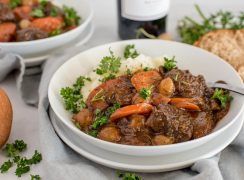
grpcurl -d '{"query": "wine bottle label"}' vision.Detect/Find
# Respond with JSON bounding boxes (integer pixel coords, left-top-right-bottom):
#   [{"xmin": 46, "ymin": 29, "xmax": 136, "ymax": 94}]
[{"xmin": 121, "ymin": 0, "xmax": 170, "ymax": 21}]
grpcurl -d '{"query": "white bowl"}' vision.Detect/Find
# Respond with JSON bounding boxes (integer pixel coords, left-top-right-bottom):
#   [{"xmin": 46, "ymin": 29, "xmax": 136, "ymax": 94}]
[
  {"xmin": 48, "ymin": 39, "xmax": 244, "ymax": 157},
  {"xmin": 0, "ymin": 0, "xmax": 93, "ymax": 58}
]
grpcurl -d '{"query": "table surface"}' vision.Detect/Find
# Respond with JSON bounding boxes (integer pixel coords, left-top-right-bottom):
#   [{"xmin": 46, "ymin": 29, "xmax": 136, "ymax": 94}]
[{"xmin": 0, "ymin": 0, "xmax": 243, "ymax": 179}]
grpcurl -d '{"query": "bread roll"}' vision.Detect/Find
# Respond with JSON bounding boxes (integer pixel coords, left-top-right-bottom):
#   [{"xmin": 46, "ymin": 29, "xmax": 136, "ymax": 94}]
[
  {"xmin": 0, "ymin": 88, "xmax": 13, "ymax": 148},
  {"xmin": 194, "ymin": 29, "xmax": 244, "ymax": 81}
]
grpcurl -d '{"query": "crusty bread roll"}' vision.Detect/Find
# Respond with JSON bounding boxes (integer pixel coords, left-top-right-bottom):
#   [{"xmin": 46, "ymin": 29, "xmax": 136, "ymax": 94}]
[
  {"xmin": 0, "ymin": 88, "xmax": 13, "ymax": 148},
  {"xmin": 194, "ymin": 29, "xmax": 244, "ymax": 81}
]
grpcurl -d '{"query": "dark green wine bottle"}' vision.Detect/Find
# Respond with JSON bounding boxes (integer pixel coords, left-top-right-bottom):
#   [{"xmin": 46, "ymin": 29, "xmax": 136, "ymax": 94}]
[{"xmin": 118, "ymin": 0, "xmax": 170, "ymax": 39}]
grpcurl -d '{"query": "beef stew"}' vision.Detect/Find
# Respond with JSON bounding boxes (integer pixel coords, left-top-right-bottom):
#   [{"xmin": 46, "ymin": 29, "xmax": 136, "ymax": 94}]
[
  {"xmin": 0, "ymin": 0, "xmax": 80, "ymax": 42},
  {"xmin": 60, "ymin": 46, "xmax": 233, "ymax": 146}
]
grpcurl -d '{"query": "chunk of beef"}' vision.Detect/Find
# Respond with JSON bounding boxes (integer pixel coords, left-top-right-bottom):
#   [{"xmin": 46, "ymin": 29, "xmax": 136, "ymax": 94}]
[
  {"xmin": 191, "ymin": 111, "xmax": 214, "ymax": 138},
  {"xmin": 119, "ymin": 128, "xmax": 152, "ymax": 146},
  {"xmin": 0, "ymin": 3, "xmax": 15, "ymax": 22},
  {"xmin": 16, "ymin": 28, "xmax": 48, "ymax": 41},
  {"xmin": 146, "ymin": 104, "xmax": 193, "ymax": 142},
  {"xmin": 105, "ymin": 76, "xmax": 135, "ymax": 106},
  {"xmin": 117, "ymin": 118, "xmax": 136, "ymax": 136},
  {"xmin": 13, "ymin": 5, "xmax": 32, "ymax": 20},
  {"xmin": 117, "ymin": 117, "xmax": 152, "ymax": 145},
  {"xmin": 165, "ymin": 69, "xmax": 207, "ymax": 98}
]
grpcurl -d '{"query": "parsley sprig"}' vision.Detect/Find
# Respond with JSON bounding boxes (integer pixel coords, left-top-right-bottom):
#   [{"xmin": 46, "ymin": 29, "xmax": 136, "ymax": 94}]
[
  {"xmin": 0, "ymin": 140, "xmax": 42, "ymax": 178},
  {"xmin": 49, "ymin": 29, "xmax": 63, "ymax": 37},
  {"xmin": 89, "ymin": 103, "xmax": 120, "ymax": 136},
  {"xmin": 117, "ymin": 171, "xmax": 142, "ymax": 180},
  {"xmin": 30, "ymin": 1, "xmax": 60, "ymax": 18},
  {"xmin": 96, "ymin": 49, "xmax": 121, "ymax": 82},
  {"xmin": 124, "ymin": 44, "xmax": 139, "ymax": 59},
  {"xmin": 4, "ymin": 140, "xmax": 27, "ymax": 157},
  {"xmin": 139, "ymin": 86, "xmax": 153, "ymax": 100},
  {"xmin": 178, "ymin": 5, "xmax": 244, "ymax": 44},
  {"xmin": 30, "ymin": 8, "xmax": 45, "ymax": 18},
  {"xmin": 60, "ymin": 76, "xmax": 91, "ymax": 113},
  {"xmin": 31, "ymin": 174, "xmax": 41, "ymax": 180},
  {"xmin": 163, "ymin": 56, "xmax": 177, "ymax": 72},
  {"xmin": 10, "ymin": 0, "xmax": 21, "ymax": 8},
  {"xmin": 0, "ymin": 160, "xmax": 13, "ymax": 173},
  {"xmin": 212, "ymin": 88, "xmax": 233, "ymax": 108},
  {"xmin": 63, "ymin": 5, "xmax": 81, "ymax": 26}
]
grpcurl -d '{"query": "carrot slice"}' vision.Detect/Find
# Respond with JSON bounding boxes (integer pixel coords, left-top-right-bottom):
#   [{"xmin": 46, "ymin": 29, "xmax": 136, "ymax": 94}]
[
  {"xmin": 170, "ymin": 98, "xmax": 195, "ymax": 105},
  {"xmin": 31, "ymin": 16, "xmax": 63, "ymax": 33},
  {"xmin": 131, "ymin": 70, "xmax": 162, "ymax": 91},
  {"xmin": 14, "ymin": 6, "xmax": 32, "ymax": 20},
  {"xmin": 110, "ymin": 103, "xmax": 153, "ymax": 122},
  {"xmin": 0, "ymin": 23, "xmax": 16, "ymax": 42},
  {"xmin": 173, "ymin": 101, "xmax": 201, "ymax": 111}
]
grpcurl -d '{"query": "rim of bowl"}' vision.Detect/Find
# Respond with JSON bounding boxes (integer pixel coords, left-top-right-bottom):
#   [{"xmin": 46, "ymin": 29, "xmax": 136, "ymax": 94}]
[
  {"xmin": 48, "ymin": 39, "xmax": 244, "ymax": 150},
  {"xmin": 0, "ymin": 0, "xmax": 93, "ymax": 46}
]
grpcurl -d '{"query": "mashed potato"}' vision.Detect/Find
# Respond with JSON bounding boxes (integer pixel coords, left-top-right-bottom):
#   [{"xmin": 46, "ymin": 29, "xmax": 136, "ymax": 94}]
[{"xmin": 81, "ymin": 54, "xmax": 168, "ymax": 100}]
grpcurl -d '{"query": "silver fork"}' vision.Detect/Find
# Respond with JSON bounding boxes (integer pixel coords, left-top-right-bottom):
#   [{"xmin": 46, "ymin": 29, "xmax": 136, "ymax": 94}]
[{"xmin": 207, "ymin": 82, "xmax": 244, "ymax": 95}]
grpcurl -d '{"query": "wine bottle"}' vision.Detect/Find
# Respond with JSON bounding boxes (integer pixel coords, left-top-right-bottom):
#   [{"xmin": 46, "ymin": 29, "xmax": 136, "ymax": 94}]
[{"xmin": 118, "ymin": 0, "xmax": 170, "ymax": 39}]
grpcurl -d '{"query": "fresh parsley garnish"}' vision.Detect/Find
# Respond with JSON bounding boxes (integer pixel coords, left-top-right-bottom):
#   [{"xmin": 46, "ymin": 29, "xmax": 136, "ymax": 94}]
[
  {"xmin": 139, "ymin": 86, "xmax": 153, "ymax": 100},
  {"xmin": 15, "ymin": 150, "xmax": 42, "ymax": 177},
  {"xmin": 10, "ymin": 0, "xmax": 21, "ymax": 8},
  {"xmin": 40, "ymin": 0, "xmax": 48, "ymax": 7},
  {"xmin": 0, "ymin": 140, "xmax": 42, "ymax": 178},
  {"xmin": 63, "ymin": 5, "xmax": 80, "ymax": 26},
  {"xmin": 90, "ymin": 103, "xmax": 120, "ymax": 132},
  {"xmin": 28, "ymin": 150, "xmax": 42, "ymax": 165},
  {"xmin": 31, "ymin": 174, "xmax": 41, "ymax": 180},
  {"xmin": 30, "ymin": 8, "xmax": 45, "ymax": 18},
  {"xmin": 126, "ymin": 69, "xmax": 132, "ymax": 75},
  {"xmin": 88, "ymin": 130, "xmax": 99, "ymax": 137},
  {"xmin": 105, "ymin": 102, "xmax": 121, "ymax": 117},
  {"xmin": 100, "ymin": 74, "xmax": 116, "ymax": 82},
  {"xmin": 117, "ymin": 171, "xmax": 142, "ymax": 180},
  {"xmin": 178, "ymin": 5, "xmax": 244, "ymax": 44},
  {"xmin": 143, "ymin": 67, "xmax": 150, "ymax": 71},
  {"xmin": 49, "ymin": 29, "xmax": 62, "ymax": 37},
  {"xmin": 4, "ymin": 140, "xmax": 27, "ymax": 157},
  {"xmin": 15, "ymin": 157, "xmax": 30, "ymax": 177},
  {"xmin": 60, "ymin": 76, "xmax": 91, "ymax": 113},
  {"xmin": 163, "ymin": 56, "xmax": 177, "ymax": 72},
  {"xmin": 92, "ymin": 115, "xmax": 108, "ymax": 129},
  {"xmin": 212, "ymin": 88, "xmax": 233, "ymax": 108},
  {"xmin": 96, "ymin": 49, "xmax": 121, "ymax": 82},
  {"xmin": 124, "ymin": 44, "xmax": 139, "ymax": 59},
  {"xmin": 0, "ymin": 160, "xmax": 13, "ymax": 173},
  {"xmin": 50, "ymin": 7, "xmax": 59, "ymax": 17}
]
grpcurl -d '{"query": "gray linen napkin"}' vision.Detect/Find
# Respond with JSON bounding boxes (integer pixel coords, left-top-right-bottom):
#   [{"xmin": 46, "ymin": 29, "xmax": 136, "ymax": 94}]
[
  {"xmin": 0, "ymin": 48, "xmax": 41, "ymax": 105},
  {"xmin": 37, "ymin": 46, "xmax": 244, "ymax": 180}
]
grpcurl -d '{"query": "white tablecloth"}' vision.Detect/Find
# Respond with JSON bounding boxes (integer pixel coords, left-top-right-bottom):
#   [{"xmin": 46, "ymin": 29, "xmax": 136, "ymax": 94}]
[{"xmin": 0, "ymin": 0, "xmax": 243, "ymax": 179}]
